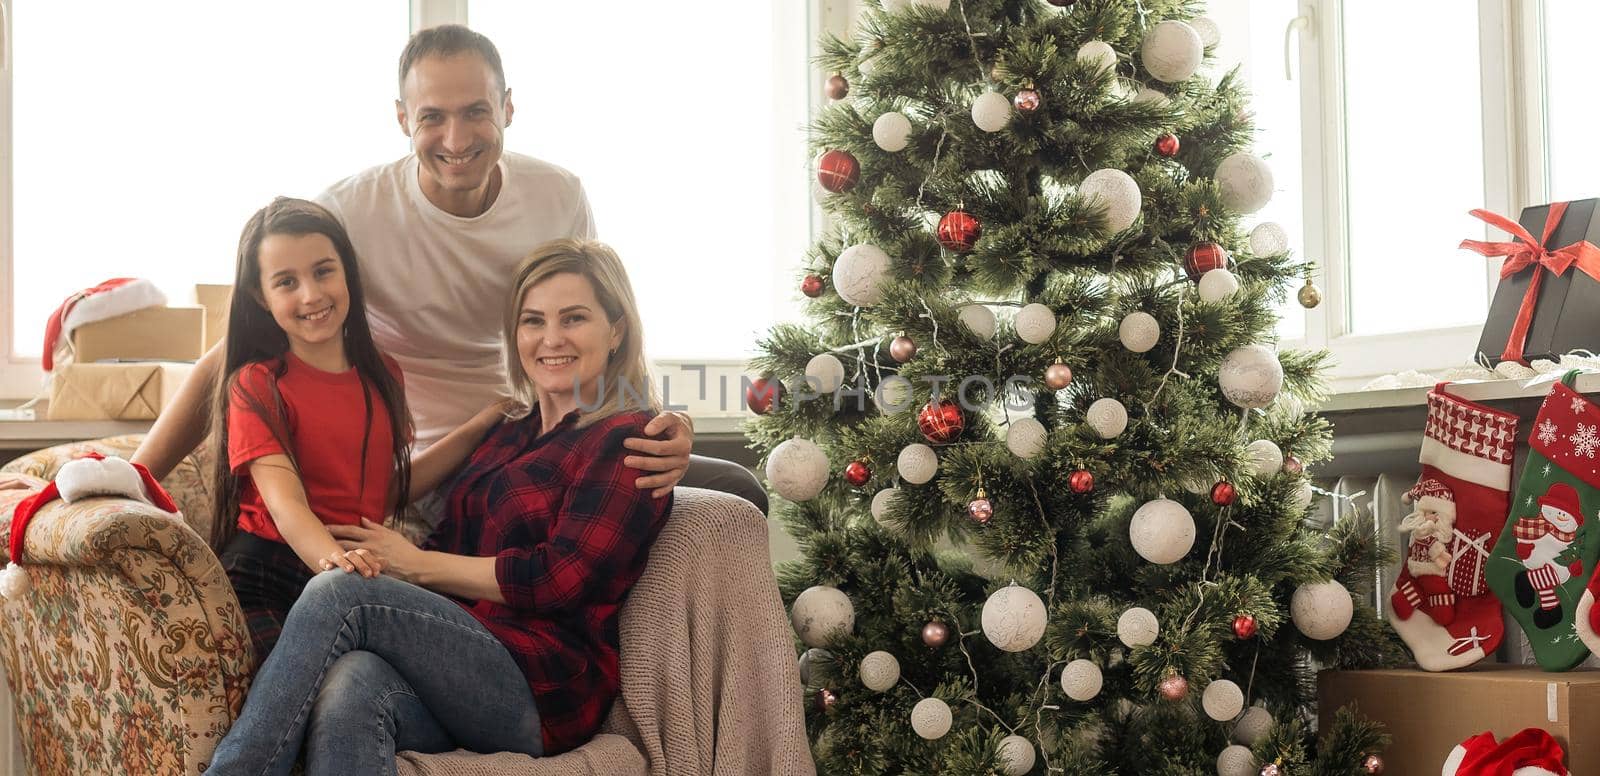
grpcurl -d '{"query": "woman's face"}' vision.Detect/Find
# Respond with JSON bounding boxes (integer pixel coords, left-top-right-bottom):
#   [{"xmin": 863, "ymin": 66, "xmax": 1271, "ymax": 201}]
[
  {"xmin": 516, "ymin": 271, "xmax": 623, "ymax": 404},
  {"xmin": 255, "ymin": 233, "xmax": 350, "ymax": 350}
]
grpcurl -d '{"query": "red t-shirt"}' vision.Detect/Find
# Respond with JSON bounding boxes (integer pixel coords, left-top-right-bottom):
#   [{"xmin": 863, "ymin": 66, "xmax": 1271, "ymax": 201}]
[{"xmin": 227, "ymin": 351, "xmax": 405, "ymax": 543}]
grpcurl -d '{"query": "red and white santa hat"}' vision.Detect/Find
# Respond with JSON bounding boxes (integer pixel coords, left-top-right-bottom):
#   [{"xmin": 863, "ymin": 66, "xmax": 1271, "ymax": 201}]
[
  {"xmin": 1442, "ymin": 728, "xmax": 1566, "ymax": 776},
  {"xmin": 41, "ymin": 278, "xmax": 167, "ymax": 372},
  {"xmin": 1537, "ymin": 482, "xmax": 1584, "ymax": 528},
  {"xmin": 1404, "ymin": 478, "xmax": 1457, "ymax": 518}
]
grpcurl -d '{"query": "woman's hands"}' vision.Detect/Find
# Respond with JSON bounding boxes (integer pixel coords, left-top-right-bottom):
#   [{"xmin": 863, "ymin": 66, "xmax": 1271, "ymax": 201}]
[
  {"xmin": 624, "ymin": 411, "xmax": 694, "ymax": 498},
  {"xmin": 328, "ymin": 517, "xmax": 424, "ymax": 583},
  {"xmin": 319, "ymin": 547, "xmax": 384, "ymax": 577}
]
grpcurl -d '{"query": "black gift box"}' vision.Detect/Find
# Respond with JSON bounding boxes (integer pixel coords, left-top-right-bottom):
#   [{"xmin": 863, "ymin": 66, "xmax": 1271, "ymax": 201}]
[{"xmin": 1473, "ymin": 198, "xmax": 1600, "ymax": 365}]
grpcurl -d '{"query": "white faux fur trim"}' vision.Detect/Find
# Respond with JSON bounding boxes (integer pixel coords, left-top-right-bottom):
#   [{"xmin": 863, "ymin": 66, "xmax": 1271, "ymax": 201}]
[
  {"xmin": 57, "ymin": 457, "xmax": 149, "ymax": 505},
  {"xmin": 61, "ymin": 279, "xmax": 166, "ymax": 340},
  {"xmin": 1513, "ymin": 768, "xmax": 1563, "ymax": 776},
  {"xmin": 1441, "ymin": 744, "xmax": 1467, "ymax": 775}
]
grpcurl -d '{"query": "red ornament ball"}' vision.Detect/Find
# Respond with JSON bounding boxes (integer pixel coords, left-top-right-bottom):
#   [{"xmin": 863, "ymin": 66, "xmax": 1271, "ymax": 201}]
[
  {"xmin": 968, "ymin": 493, "xmax": 994, "ymax": 524},
  {"xmin": 890, "ymin": 335, "xmax": 918, "ymax": 363},
  {"xmin": 1210, "ymin": 480, "xmax": 1237, "ymax": 507},
  {"xmin": 844, "ymin": 460, "xmax": 872, "ymax": 487},
  {"xmin": 1045, "ymin": 362, "xmax": 1073, "ymax": 390},
  {"xmin": 813, "ymin": 688, "xmax": 837, "ymax": 713},
  {"xmin": 922, "ymin": 621, "xmax": 950, "ymax": 648},
  {"xmin": 1069, "ymin": 469, "xmax": 1095, "ymax": 494},
  {"xmin": 1158, "ymin": 673, "xmax": 1189, "ymax": 701},
  {"xmin": 817, "ymin": 149, "xmax": 861, "ymax": 193},
  {"xmin": 824, "ymin": 73, "xmax": 849, "ymax": 101},
  {"xmin": 1362, "ymin": 754, "xmax": 1385, "ymax": 774},
  {"xmin": 1232, "ymin": 614, "xmax": 1258, "ymax": 640},
  {"xmin": 800, "ymin": 274, "xmax": 825, "ymax": 298},
  {"xmin": 1282, "ymin": 455, "xmax": 1304, "ymax": 475},
  {"xmin": 1154, "ymin": 132, "xmax": 1180, "ymax": 158},
  {"xmin": 745, "ymin": 376, "xmax": 782, "ymax": 415},
  {"xmin": 937, "ymin": 209, "xmax": 982, "ymax": 253},
  {"xmin": 1013, "ymin": 89, "xmax": 1042, "ymax": 113},
  {"xmin": 1183, "ymin": 241, "xmax": 1230, "ymax": 281},
  {"xmin": 917, "ymin": 399, "xmax": 965, "ymax": 444}
]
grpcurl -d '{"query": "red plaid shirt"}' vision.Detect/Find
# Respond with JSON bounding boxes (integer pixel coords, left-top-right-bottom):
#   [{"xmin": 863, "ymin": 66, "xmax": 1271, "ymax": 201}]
[{"xmin": 428, "ymin": 408, "xmax": 671, "ymax": 754}]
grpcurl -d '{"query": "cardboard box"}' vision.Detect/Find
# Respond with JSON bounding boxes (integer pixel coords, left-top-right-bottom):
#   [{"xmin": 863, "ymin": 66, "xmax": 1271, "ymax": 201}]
[
  {"xmin": 195, "ymin": 284, "xmax": 232, "ymax": 352},
  {"xmin": 47, "ymin": 362, "xmax": 196, "ymax": 420},
  {"xmin": 1474, "ymin": 198, "xmax": 1600, "ymax": 365},
  {"xmin": 71, "ymin": 306, "xmax": 205, "ymax": 363},
  {"xmin": 1319, "ymin": 666, "xmax": 1600, "ymax": 775}
]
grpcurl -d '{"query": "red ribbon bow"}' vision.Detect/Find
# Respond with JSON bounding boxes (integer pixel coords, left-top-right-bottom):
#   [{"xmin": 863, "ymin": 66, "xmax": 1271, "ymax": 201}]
[{"xmin": 1460, "ymin": 202, "xmax": 1600, "ymax": 364}]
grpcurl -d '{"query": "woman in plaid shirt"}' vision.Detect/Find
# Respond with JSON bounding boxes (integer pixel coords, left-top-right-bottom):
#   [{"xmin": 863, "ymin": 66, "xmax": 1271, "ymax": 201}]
[{"xmin": 207, "ymin": 239, "xmax": 674, "ymax": 774}]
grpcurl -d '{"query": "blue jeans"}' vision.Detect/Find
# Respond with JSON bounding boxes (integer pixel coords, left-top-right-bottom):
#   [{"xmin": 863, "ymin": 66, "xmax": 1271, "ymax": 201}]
[{"xmin": 205, "ymin": 571, "xmax": 543, "ymax": 776}]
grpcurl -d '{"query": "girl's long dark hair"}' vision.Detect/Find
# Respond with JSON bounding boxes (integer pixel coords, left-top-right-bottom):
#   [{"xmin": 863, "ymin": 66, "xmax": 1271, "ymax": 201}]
[{"xmin": 207, "ymin": 197, "xmax": 413, "ymax": 552}]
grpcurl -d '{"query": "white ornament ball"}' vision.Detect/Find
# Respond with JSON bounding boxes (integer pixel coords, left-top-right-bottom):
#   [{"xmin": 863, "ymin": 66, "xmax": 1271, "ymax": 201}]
[
  {"xmin": 1217, "ymin": 745, "xmax": 1258, "ymax": 776},
  {"xmin": 882, "ymin": 0, "xmax": 913, "ymax": 12},
  {"xmin": 857, "ymin": 53, "xmax": 880, "ymax": 77},
  {"xmin": 1290, "ymin": 480, "xmax": 1315, "ymax": 513},
  {"xmin": 1014, "ymin": 302, "xmax": 1057, "ymax": 345},
  {"xmin": 1219, "ymin": 345, "xmax": 1284, "ymax": 410},
  {"xmin": 766, "ymin": 438, "xmax": 831, "ymax": 502},
  {"xmin": 1135, "ymin": 86, "xmax": 1170, "ymax": 107},
  {"xmin": 1292, "ymin": 579, "xmax": 1354, "ymax": 640},
  {"xmin": 997, "ymin": 735, "xmax": 1037, "ymax": 776},
  {"xmin": 873, "ymin": 111, "xmax": 913, "ymax": 153},
  {"xmin": 1233, "ymin": 705, "xmax": 1273, "ymax": 746},
  {"xmin": 972, "ymin": 90, "xmax": 1013, "ymax": 133},
  {"xmin": 1079, "ymin": 168, "xmax": 1143, "ymax": 233},
  {"xmin": 897, "ymin": 443, "xmax": 939, "ymax": 485},
  {"xmin": 1249, "ymin": 222, "xmax": 1289, "ymax": 257},
  {"xmin": 1216, "ymin": 152, "xmax": 1274, "ymax": 214},
  {"xmin": 870, "ymin": 487, "xmax": 902, "ymax": 524},
  {"xmin": 1005, "ymin": 417, "xmax": 1048, "ymax": 460},
  {"xmin": 833, "ymin": 244, "xmax": 892, "ymax": 307},
  {"xmin": 1190, "ymin": 16, "xmax": 1222, "ymax": 48},
  {"xmin": 1118, "ymin": 311, "xmax": 1161, "ymax": 353},
  {"xmin": 1129, "ymin": 498, "xmax": 1197, "ymax": 565},
  {"xmin": 1060, "ymin": 659, "xmax": 1104, "ymax": 701},
  {"xmin": 791, "ymin": 585, "xmax": 855, "ymax": 647},
  {"xmin": 797, "ymin": 647, "xmax": 832, "ymax": 686},
  {"xmin": 805, "ymin": 353, "xmax": 846, "ymax": 394},
  {"xmin": 875, "ymin": 376, "xmax": 913, "ymax": 415},
  {"xmin": 912, "ymin": 0, "xmax": 951, "ymax": 10},
  {"xmin": 1086, "ymin": 397, "xmax": 1129, "ymax": 439},
  {"xmin": 859, "ymin": 650, "xmax": 901, "ymax": 692},
  {"xmin": 911, "ymin": 697, "xmax": 953, "ymax": 739},
  {"xmin": 982, "ymin": 585, "xmax": 1048, "ymax": 653},
  {"xmin": 1116, "ymin": 606, "xmax": 1160, "ymax": 648},
  {"xmin": 958, "ymin": 304, "xmax": 997, "ymax": 340},
  {"xmin": 1246, "ymin": 439, "xmax": 1284, "ymax": 478},
  {"xmin": 1077, "ymin": 40, "xmax": 1117, "ymax": 74},
  {"xmin": 1197, "ymin": 268, "xmax": 1241, "ymax": 303},
  {"xmin": 1141, "ymin": 20, "xmax": 1203, "ymax": 83},
  {"xmin": 1202, "ymin": 679, "xmax": 1245, "ymax": 722}
]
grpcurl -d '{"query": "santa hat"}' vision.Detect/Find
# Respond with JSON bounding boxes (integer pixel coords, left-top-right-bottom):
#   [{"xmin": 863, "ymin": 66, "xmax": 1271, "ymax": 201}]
[
  {"xmin": 1405, "ymin": 478, "xmax": 1457, "ymax": 517},
  {"xmin": 42, "ymin": 278, "xmax": 167, "ymax": 372},
  {"xmin": 2, "ymin": 453, "xmax": 178, "ymax": 600},
  {"xmin": 1442, "ymin": 728, "xmax": 1567, "ymax": 776},
  {"xmin": 1537, "ymin": 482, "xmax": 1584, "ymax": 527}
]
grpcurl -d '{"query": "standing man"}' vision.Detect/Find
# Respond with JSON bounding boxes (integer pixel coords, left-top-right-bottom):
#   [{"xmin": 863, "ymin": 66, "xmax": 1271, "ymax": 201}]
[{"xmin": 133, "ymin": 25, "xmax": 765, "ymax": 512}]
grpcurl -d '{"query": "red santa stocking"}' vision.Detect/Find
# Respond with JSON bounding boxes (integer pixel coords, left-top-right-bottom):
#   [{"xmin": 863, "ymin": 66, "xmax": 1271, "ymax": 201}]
[{"xmin": 1387, "ymin": 383, "xmax": 1516, "ymax": 671}]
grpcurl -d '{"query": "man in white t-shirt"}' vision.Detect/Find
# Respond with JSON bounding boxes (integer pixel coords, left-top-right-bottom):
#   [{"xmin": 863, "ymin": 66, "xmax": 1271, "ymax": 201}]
[{"xmin": 129, "ymin": 25, "xmax": 764, "ymax": 511}]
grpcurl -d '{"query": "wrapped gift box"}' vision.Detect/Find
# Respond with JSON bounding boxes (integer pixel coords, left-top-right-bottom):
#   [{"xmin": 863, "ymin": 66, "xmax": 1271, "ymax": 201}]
[
  {"xmin": 72, "ymin": 306, "xmax": 205, "ymax": 364},
  {"xmin": 1319, "ymin": 666, "xmax": 1600, "ymax": 775},
  {"xmin": 47, "ymin": 362, "xmax": 196, "ymax": 420},
  {"xmin": 1468, "ymin": 199, "xmax": 1600, "ymax": 365},
  {"xmin": 194, "ymin": 284, "xmax": 232, "ymax": 352}
]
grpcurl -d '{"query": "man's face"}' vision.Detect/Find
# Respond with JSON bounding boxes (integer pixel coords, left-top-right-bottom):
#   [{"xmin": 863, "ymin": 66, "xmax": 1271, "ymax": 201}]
[{"xmin": 396, "ymin": 53, "xmax": 514, "ymax": 204}]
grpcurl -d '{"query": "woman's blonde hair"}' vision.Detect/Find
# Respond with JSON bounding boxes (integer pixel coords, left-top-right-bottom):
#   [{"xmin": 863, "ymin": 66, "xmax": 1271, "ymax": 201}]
[{"xmin": 502, "ymin": 238, "xmax": 659, "ymax": 427}]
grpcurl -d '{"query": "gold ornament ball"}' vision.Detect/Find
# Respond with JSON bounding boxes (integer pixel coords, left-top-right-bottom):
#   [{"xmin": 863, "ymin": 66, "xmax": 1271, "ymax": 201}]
[
  {"xmin": 1158, "ymin": 673, "xmax": 1189, "ymax": 701},
  {"xmin": 1045, "ymin": 362, "xmax": 1073, "ymax": 390},
  {"xmin": 1298, "ymin": 281, "xmax": 1323, "ymax": 309},
  {"xmin": 824, "ymin": 74, "xmax": 849, "ymax": 100},
  {"xmin": 1362, "ymin": 754, "xmax": 1384, "ymax": 774},
  {"xmin": 922, "ymin": 621, "xmax": 950, "ymax": 648}
]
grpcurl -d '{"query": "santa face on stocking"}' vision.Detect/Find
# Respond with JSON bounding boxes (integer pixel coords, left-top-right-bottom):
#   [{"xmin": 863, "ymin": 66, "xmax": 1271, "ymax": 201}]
[{"xmin": 1513, "ymin": 482, "xmax": 1587, "ymax": 629}]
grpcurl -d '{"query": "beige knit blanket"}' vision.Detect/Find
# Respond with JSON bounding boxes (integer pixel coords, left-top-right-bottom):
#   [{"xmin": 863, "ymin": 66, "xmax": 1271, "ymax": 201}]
[{"xmin": 397, "ymin": 487, "xmax": 815, "ymax": 776}]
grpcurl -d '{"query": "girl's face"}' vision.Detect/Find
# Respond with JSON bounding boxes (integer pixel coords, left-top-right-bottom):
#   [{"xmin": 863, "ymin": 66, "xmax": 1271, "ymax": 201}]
[
  {"xmin": 255, "ymin": 233, "xmax": 350, "ymax": 351},
  {"xmin": 516, "ymin": 272, "xmax": 622, "ymax": 405}
]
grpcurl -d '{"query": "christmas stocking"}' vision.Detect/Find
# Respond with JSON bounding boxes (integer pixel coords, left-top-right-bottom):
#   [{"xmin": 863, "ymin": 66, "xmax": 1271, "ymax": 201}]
[
  {"xmin": 1387, "ymin": 383, "xmax": 1517, "ymax": 671},
  {"xmin": 1489, "ymin": 371, "xmax": 1600, "ymax": 670}
]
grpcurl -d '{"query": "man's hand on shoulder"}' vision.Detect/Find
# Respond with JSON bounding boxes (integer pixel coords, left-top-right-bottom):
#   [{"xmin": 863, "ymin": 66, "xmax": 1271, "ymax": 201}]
[{"xmin": 623, "ymin": 411, "xmax": 693, "ymax": 498}]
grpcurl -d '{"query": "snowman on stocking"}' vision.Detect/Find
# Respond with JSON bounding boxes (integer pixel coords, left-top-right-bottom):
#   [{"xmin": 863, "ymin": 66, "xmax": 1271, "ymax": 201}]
[
  {"xmin": 1512, "ymin": 483, "xmax": 1586, "ymax": 630},
  {"xmin": 1393, "ymin": 479, "xmax": 1461, "ymax": 625}
]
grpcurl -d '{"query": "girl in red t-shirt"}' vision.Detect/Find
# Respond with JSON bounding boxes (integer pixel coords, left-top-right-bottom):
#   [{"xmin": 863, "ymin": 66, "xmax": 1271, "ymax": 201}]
[{"xmin": 207, "ymin": 197, "xmax": 503, "ymax": 666}]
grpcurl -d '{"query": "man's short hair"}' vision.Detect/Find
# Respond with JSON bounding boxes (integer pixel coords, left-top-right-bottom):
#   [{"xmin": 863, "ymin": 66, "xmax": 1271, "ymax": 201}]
[{"xmin": 397, "ymin": 25, "xmax": 507, "ymax": 98}]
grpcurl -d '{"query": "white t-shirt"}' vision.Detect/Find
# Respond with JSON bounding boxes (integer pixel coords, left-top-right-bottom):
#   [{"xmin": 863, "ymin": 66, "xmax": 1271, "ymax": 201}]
[{"xmin": 316, "ymin": 151, "xmax": 596, "ymax": 447}]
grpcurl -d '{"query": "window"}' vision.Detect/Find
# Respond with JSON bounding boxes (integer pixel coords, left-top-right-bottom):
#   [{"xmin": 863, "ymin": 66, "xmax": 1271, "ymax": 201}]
[{"xmin": 1543, "ymin": 3, "xmax": 1600, "ymax": 204}]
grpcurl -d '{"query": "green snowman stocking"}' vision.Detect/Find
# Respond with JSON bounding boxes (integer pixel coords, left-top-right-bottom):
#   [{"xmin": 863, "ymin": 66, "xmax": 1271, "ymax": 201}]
[{"xmin": 1488, "ymin": 370, "xmax": 1600, "ymax": 670}]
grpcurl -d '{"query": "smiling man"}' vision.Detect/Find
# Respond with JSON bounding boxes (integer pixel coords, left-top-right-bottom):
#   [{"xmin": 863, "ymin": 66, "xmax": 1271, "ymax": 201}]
[{"xmin": 130, "ymin": 25, "xmax": 765, "ymax": 513}]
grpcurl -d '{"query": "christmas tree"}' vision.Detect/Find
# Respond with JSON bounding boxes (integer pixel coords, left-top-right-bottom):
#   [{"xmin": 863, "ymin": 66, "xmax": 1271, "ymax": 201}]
[{"xmin": 747, "ymin": 1, "xmax": 1409, "ymax": 774}]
